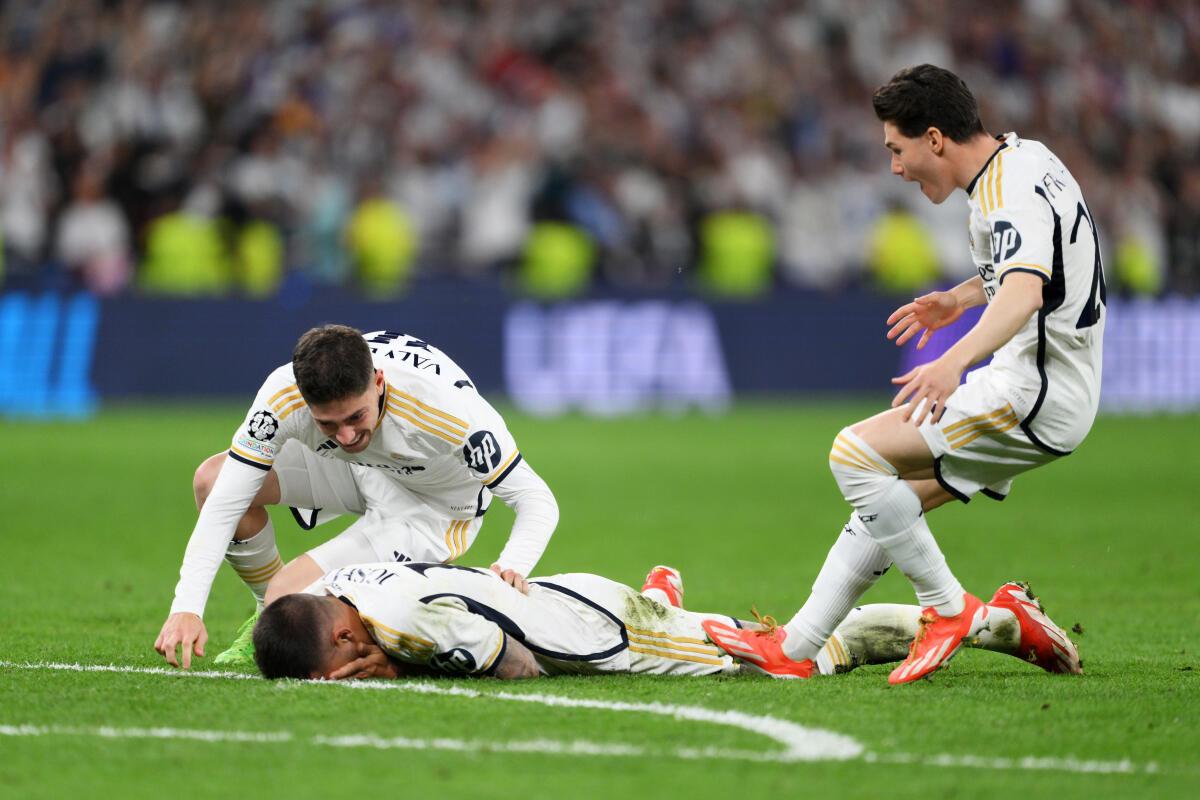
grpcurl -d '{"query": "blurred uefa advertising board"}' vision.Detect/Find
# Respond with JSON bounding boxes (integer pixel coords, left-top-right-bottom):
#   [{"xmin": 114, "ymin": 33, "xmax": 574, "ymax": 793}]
[{"xmin": 0, "ymin": 288, "xmax": 1196, "ymax": 417}]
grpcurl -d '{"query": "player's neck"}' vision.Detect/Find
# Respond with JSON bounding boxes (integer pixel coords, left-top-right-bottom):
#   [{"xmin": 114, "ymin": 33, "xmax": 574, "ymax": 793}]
[{"xmin": 953, "ymin": 132, "xmax": 1003, "ymax": 192}]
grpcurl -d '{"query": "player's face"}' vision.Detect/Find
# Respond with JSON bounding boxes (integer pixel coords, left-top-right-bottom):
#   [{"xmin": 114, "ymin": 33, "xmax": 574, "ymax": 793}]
[
  {"xmin": 883, "ymin": 122, "xmax": 955, "ymax": 204},
  {"xmin": 309, "ymin": 370, "xmax": 385, "ymax": 454}
]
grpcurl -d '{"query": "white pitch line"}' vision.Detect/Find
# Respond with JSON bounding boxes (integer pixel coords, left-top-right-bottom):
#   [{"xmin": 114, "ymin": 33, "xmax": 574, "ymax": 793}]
[
  {"xmin": 0, "ymin": 723, "xmax": 822, "ymax": 765},
  {"xmin": 0, "ymin": 724, "xmax": 292, "ymax": 744},
  {"xmin": 864, "ymin": 751, "xmax": 1160, "ymax": 775},
  {"xmin": 0, "ymin": 660, "xmax": 858, "ymax": 763},
  {"xmin": 0, "ymin": 660, "xmax": 1166, "ymax": 775}
]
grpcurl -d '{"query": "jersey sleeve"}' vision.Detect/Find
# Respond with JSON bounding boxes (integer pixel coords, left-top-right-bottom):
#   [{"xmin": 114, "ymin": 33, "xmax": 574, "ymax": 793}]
[
  {"xmin": 487, "ymin": 460, "xmax": 560, "ymax": 575},
  {"xmin": 227, "ymin": 366, "xmax": 307, "ymax": 471},
  {"xmin": 989, "ymin": 161, "xmax": 1055, "ymax": 285},
  {"xmin": 168, "ymin": 366, "xmax": 303, "ymax": 617},
  {"xmin": 328, "ymin": 572, "xmax": 508, "ymax": 676},
  {"xmin": 453, "ymin": 392, "xmax": 524, "ymax": 490}
]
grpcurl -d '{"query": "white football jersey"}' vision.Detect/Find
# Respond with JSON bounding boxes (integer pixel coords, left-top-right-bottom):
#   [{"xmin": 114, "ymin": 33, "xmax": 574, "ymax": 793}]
[
  {"xmin": 229, "ymin": 332, "xmax": 521, "ymax": 518},
  {"xmin": 169, "ymin": 331, "xmax": 551, "ymax": 619},
  {"xmin": 312, "ymin": 563, "xmax": 736, "ymax": 677},
  {"xmin": 966, "ymin": 133, "xmax": 1107, "ymax": 453}
]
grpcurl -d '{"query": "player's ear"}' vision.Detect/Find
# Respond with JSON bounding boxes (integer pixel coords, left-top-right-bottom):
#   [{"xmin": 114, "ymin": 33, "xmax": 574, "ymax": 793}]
[
  {"xmin": 333, "ymin": 625, "xmax": 356, "ymax": 646},
  {"xmin": 925, "ymin": 127, "xmax": 945, "ymax": 155},
  {"xmin": 374, "ymin": 368, "xmax": 385, "ymax": 391}
]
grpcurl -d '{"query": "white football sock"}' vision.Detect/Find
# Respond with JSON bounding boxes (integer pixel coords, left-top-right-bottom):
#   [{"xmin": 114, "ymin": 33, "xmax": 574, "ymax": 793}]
[
  {"xmin": 782, "ymin": 514, "xmax": 892, "ymax": 662},
  {"xmin": 224, "ymin": 519, "xmax": 281, "ymax": 608},
  {"xmin": 971, "ymin": 606, "xmax": 1020, "ymax": 654},
  {"xmin": 830, "ymin": 428, "xmax": 965, "ymax": 618}
]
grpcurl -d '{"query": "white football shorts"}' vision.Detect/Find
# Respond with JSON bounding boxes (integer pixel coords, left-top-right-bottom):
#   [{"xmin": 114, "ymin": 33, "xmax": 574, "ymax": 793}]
[
  {"xmin": 917, "ymin": 364, "xmax": 1060, "ymax": 502},
  {"xmin": 528, "ymin": 573, "xmax": 740, "ymax": 677},
  {"xmin": 272, "ymin": 439, "xmax": 483, "ymax": 569}
]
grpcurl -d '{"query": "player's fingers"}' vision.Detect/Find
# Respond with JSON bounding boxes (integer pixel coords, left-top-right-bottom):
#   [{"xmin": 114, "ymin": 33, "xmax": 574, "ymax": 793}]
[
  {"xmin": 886, "ymin": 304, "xmax": 917, "ymax": 326},
  {"xmin": 159, "ymin": 631, "xmax": 180, "ymax": 663},
  {"xmin": 328, "ymin": 658, "xmax": 368, "ymax": 680},
  {"xmin": 886, "ymin": 314, "xmax": 915, "ymax": 340},
  {"xmin": 914, "ymin": 394, "xmax": 934, "ymax": 426},
  {"xmin": 917, "ymin": 329, "xmax": 934, "ymax": 350},
  {"xmin": 933, "ymin": 399, "xmax": 949, "ymax": 424},
  {"xmin": 891, "ymin": 366, "xmax": 917, "ymax": 386},
  {"xmin": 910, "ymin": 389, "xmax": 934, "ymax": 425},
  {"xmin": 894, "ymin": 322, "xmax": 924, "ymax": 346}
]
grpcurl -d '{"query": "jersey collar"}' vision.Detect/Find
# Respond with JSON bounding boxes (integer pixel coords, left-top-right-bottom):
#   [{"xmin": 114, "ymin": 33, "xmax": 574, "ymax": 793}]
[
  {"xmin": 967, "ymin": 133, "xmax": 1013, "ymax": 197},
  {"xmin": 375, "ymin": 382, "xmax": 388, "ymax": 430}
]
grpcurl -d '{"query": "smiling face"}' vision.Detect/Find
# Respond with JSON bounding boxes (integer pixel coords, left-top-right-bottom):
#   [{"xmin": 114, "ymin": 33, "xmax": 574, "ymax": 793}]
[
  {"xmin": 308, "ymin": 369, "xmax": 385, "ymax": 454},
  {"xmin": 883, "ymin": 121, "xmax": 957, "ymax": 204}
]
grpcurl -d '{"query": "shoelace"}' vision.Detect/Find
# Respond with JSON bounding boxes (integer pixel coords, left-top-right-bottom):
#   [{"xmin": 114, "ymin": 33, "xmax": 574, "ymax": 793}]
[
  {"xmin": 750, "ymin": 605, "xmax": 779, "ymax": 637},
  {"xmin": 907, "ymin": 609, "xmax": 939, "ymax": 655}
]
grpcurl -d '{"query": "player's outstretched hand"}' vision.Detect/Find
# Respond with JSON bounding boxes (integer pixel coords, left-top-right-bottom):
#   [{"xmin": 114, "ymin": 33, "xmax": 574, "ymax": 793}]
[
  {"xmin": 490, "ymin": 564, "xmax": 530, "ymax": 594},
  {"xmin": 154, "ymin": 612, "xmax": 208, "ymax": 669},
  {"xmin": 891, "ymin": 355, "xmax": 966, "ymax": 426},
  {"xmin": 327, "ymin": 642, "xmax": 400, "ymax": 681},
  {"xmin": 886, "ymin": 291, "xmax": 963, "ymax": 349}
]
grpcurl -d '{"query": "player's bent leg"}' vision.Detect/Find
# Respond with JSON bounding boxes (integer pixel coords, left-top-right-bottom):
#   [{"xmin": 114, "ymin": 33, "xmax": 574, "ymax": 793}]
[
  {"xmin": 827, "ymin": 415, "xmax": 984, "ymax": 682},
  {"xmin": 905, "ymin": 478, "xmax": 958, "ymax": 514},
  {"xmin": 837, "ymin": 414, "xmax": 968, "ymax": 615}
]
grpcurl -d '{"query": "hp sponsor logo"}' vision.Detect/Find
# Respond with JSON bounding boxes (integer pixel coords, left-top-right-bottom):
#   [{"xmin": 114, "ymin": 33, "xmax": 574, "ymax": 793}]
[{"xmin": 991, "ymin": 221, "xmax": 1023, "ymax": 263}]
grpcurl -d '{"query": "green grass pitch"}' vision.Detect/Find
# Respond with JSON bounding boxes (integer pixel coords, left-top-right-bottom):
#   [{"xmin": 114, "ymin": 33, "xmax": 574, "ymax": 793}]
[{"xmin": 1, "ymin": 401, "xmax": 1197, "ymax": 798}]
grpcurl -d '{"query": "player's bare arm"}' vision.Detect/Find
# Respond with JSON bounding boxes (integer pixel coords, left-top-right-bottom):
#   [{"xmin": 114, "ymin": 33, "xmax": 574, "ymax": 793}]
[
  {"xmin": 490, "ymin": 636, "xmax": 540, "ymax": 679},
  {"xmin": 891, "ymin": 272, "xmax": 1044, "ymax": 425},
  {"xmin": 155, "ymin": 456, "xmax": 284, "ymax": 668}
]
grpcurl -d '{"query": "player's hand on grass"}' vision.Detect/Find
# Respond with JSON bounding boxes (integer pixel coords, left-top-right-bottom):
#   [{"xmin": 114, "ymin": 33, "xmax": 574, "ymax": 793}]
[
  {"xmin": 886, "ymin": 291, "xmax": 964, "ymax": 349},
  {"xmin": 491, "ymin": 564, "xmax": 530, "ymax": 594},
  {"xmin": 327, "ymin": 642, "xmax": 400, "ymax": 681},
  {"xmin": 891, "ymin": 354, "xmax": 967, "ymax": 425},
  {"xmin": 154, "ymin": 612, "xmax": 207, "ymax": 669}
]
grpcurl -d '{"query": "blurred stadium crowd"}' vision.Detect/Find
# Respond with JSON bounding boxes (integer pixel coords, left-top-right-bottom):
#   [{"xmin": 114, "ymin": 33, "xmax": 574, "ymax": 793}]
[{"xmin": 1, "ymin": 0, "xmax": 1198, "ymax": 299}]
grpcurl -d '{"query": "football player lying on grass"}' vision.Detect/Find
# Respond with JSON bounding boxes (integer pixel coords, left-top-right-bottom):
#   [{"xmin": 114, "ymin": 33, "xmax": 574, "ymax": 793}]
[{"xmin": 252, "ymin": 562, "xmax": 1081, "ymax": 681}]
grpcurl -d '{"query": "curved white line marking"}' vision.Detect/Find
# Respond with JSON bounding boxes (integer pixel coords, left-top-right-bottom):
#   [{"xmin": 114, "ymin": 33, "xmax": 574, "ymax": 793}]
[
  {"xmin": 0, "ymin": 661, "xmax": 860, "ymax": 762},
  {"xmin": 0, "ymin": 661, "xmax": 1168, "ymax": 774}
]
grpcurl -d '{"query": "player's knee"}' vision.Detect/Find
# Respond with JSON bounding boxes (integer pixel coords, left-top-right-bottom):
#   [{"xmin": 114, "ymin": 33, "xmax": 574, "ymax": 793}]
[
  {"xmin": 828, "ymin": 427, "xmax": 897, "ymax": 508},
  {"xmin": 193, "ymin": 453, "xmax": 226, "ymax": 509}
]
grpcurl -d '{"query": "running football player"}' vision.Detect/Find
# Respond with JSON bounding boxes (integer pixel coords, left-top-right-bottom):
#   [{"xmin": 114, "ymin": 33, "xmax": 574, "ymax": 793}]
[{"xmin": 704, "ymin": 64, "xmax": 1105, "ymax": 683}]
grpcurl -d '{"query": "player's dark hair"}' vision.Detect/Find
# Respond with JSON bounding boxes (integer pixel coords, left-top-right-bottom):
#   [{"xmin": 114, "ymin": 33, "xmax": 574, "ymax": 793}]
[
  {"xmin": 253, "ymin": 594, "xmax": 332, "ymax": 680},
  {"xmin": 872, "ymin": 64, "xmax": 985, "ymax": 144},
  {"xmin": 292, "ymin": 324, "xmax": 374, "ymax": 405}
]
